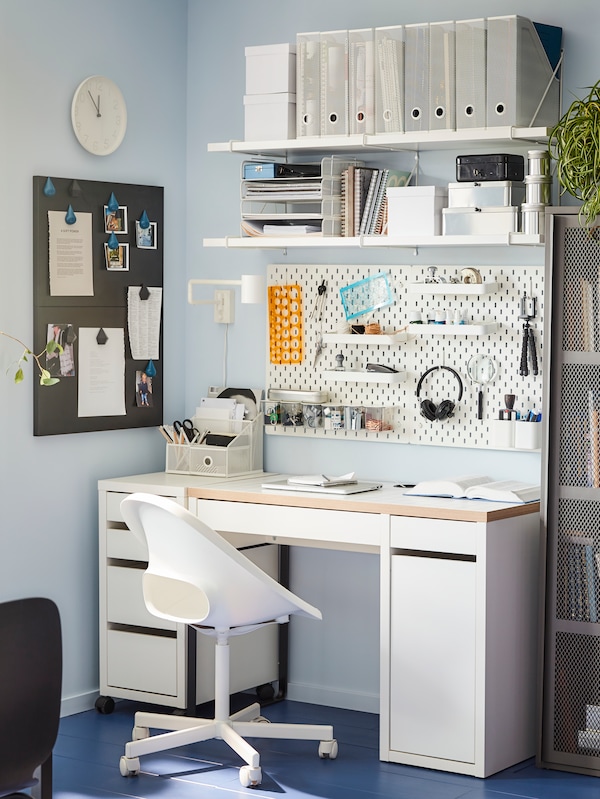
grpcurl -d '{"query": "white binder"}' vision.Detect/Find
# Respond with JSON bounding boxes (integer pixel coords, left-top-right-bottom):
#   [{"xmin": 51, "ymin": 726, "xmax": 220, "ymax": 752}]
[
  {"xmin": 296, "ymin": 31, "xmax": 321, "ymax": 138},
  {"xmin": 429, "ymin": 20, "xmax": 456, "ymax": 131},
  {"xmin": 486, "ymin": 15, "xmax": 561, "ymax": 128},
  {"xmin": 404, "ymin": 23, "xmax": 430, "ymax": 132},
  {"xmin": 374, "ymin": 25, "xmax": 404, "ymax": 134},
  {"xmin": 349, "ymin": 28, "xmax": 375, "ymax": 135},
  {"xmin": 455, "ymin": 18, "xmax": 487, "ymax": 129},
  {"xmin": 320, "ymin": 29, "xmax": 348, "ymax": 136}
]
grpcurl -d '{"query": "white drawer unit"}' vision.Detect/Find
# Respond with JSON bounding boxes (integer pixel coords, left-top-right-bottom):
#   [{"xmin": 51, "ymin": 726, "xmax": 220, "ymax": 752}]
[{"xmin": 97, "ymin": 473, "xmax": 280, "ymax": 713}]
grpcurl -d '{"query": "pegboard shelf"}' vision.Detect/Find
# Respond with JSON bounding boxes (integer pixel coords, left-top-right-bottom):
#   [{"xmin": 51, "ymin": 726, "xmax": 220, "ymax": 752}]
[
  {"xmin": 408, "ymin": 322, "xmax": 499, "ymax": 336},
  {"xmin": 408, "ymin": 281, "xmax": 498, "ymax": 295},
  {"xmin": 323, "ymin": 332, "xmax": 408, "ymax": 345},
  {"xmin": 322, "ymin": 370, "xmax": 406, "ymax": 384},
  {"xmin": 204, "ymin": 234, "xmax": 543, "ymax": 249},
  {"xmin": 207, "ymin": 126, "xmax": 550, "ymax": 156}
]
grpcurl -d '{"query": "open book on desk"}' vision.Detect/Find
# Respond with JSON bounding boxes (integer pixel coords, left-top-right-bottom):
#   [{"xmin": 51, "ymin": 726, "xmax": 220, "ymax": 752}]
[{"xmin": 404, "ymin": 475, "xmax": 540, "ymax": 504}]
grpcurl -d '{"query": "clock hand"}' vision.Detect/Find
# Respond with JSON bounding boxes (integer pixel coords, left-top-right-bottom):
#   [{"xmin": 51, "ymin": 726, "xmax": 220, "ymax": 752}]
[{"xmin": 87, "ymin": 90, "xmax": 101, "ymax": 117}]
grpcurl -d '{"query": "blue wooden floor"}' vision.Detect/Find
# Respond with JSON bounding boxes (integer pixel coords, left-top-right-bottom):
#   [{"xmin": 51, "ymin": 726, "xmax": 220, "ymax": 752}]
[{"xmin": 54, "ymin": 697, "xmax": 599, "ymax": 799}]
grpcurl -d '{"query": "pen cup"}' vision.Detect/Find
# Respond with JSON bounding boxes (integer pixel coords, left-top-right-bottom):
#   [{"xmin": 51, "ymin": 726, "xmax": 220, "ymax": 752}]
[
  {"xmin": 491, "ymin": 419, "xmax": 515, "ymax": 449},
  {"xmin": 514, "ymin": 421, "xmax": 541, "ymax": 450}
]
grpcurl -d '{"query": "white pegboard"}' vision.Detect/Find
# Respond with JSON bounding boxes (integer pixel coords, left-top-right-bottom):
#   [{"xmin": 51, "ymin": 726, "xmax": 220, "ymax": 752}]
[{"xmin": 265, "ymin": 263, "xmax": 543, "ymax": 449}]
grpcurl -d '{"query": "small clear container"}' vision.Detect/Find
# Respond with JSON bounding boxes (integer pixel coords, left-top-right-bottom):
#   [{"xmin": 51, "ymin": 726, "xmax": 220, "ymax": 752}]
[
  {"xmin": 302, "ymin": 403, "xmax": 323, "ymax": 430},
  {"xmin": 280, "ymin": 401, "xmax": 304, "ymax": 428},
  {"xmin": 344, "ymin": 406, "xmax": 364, "ymax": 430},
  {"xmin": 263, "ymin": 399, "xmax": 280, "ymax": 426},
  {"xmin": 364, "ymin": 407, "xmax": 394, "ymax": 432},
  {"xmin": 322, "ymin": 405, "xmax": 345, "ymax": 430}
]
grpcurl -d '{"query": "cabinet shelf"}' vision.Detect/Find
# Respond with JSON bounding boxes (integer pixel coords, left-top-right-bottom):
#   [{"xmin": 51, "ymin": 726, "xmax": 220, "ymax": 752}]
[
  {"xmin": 208, "ymin": 126, "xmax": 550, "ymax": 156},
  {"xmin": 203, "ymin": 233, "xmax": 543, "ymax": 250},
  {"xmin": 408, "ymin": 281, "xmax": 498, "ymax": 295},
  {"xmin": 322, "ymin": 332, "xmax": 408, "ymax": 346},
  {"xmin": 322, "ymin": 369, "xmax": 406, "ymax": 384},
  {"xmin": 408, "ymin": 322, "xmax": 499, "ymax": 336}
]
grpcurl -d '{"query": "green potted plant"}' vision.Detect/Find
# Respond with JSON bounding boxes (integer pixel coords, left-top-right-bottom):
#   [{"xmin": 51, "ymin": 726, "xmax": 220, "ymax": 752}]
[
  {"xmin": 550, "ymin": 79, "xmax": 600, "ymax": 227},
  {"xmin": 1, "ymin": 330, "xmax": 61, "ymax": 385}
]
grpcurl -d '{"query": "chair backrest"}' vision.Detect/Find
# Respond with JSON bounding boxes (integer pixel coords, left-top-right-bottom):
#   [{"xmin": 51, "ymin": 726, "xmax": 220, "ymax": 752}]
[
  {"xmin": 0, "ymin": 597, "xmax": 62, "ymax": 796},
  {"xmin": 120, "ymin": 493, "xmax": 322, "ymax": 631}
]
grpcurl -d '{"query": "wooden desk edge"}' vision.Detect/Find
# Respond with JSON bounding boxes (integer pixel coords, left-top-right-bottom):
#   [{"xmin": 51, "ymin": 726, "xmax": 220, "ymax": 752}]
[{"xmin": 189, "ymin": 486, "xmax": 540, "ymax": 523}]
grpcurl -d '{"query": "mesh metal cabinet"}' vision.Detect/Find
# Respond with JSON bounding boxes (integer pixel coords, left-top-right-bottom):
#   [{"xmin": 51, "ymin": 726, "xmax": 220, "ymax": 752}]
[{"xmin": 539, "ymin": 208, "xmax": 600, "ymax": 775}]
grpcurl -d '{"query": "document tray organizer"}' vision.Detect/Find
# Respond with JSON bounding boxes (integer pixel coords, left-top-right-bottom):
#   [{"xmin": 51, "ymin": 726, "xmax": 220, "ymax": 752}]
[{"xmin": 165, "ymin": 416, "xmax": 263, "ymax": 477}]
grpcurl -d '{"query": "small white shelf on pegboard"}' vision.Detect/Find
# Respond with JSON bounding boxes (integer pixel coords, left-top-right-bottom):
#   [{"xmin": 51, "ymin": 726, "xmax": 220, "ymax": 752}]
[
  {"xmin": 408, "ymin": 281, "xmax": 498, "ymax": 295},
  {"xmin": 322, "ymin": 369, "xmax": 406, "ymax": 384},
  {"xmin": 408, "ymin": 322, "xmax": 499, "ymax": 336},
  {"xmin": 323, "ymin": 332, "xmax": 408, "ymax": 346}
]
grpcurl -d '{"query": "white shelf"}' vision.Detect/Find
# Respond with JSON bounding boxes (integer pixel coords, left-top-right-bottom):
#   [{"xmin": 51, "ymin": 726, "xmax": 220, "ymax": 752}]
[
  {"xmin": 203, "ymin": 233, "xmax": 543, "ymax": 249},
  {"xmin": 322, "ymin": 332, "xmax": 408, "ymax": 345},
  {"xmin": 322, "ymin": 370, "xmax": 406, "ymax": 384},
  {"xmin": 207, "ymin": 126, "xmax": 550, "ymax": 156},
  {"xmin": 408, "ymin": 281, "xmax": 498, "ymax": 295},
  {"xmin": 408, "ymin": 322, "xmax": 499, "ymax": 336}
]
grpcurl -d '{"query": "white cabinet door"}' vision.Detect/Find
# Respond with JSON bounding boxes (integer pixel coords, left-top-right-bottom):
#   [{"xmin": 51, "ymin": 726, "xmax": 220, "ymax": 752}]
[{"xmin": 389, "ymin": 552, "xmax": 477, "ymax": 763}]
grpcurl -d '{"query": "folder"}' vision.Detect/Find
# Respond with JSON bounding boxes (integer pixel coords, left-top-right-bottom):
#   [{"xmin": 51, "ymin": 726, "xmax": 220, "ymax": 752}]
[
  {"xmin": 455, "ymin": 18, "xmax": 487, "ymax": 129},
  {"xmin": 296, "ymin": 31, "xmax": 321, "ymax": 138},
  {"xmin": 486, "ymin": 15, "xmax": 562, "ymax": 128},
  {"xmin": 320, "ymin": 29, "xmax": 348, "ymax": 136},
  {"xmin": 349, "ymin": 28, "xmax": 375, "ymax": 135},
  {"xmin": 375, "ymin": 25, "xmax": 405, "ymax": 134},
  {"xmin": 404, "ymin": 23, "xmax": 430, "ymax": 132},
  {"xmin": 428, "ymin": 20, "xmax": 455, "ymax": 131}
]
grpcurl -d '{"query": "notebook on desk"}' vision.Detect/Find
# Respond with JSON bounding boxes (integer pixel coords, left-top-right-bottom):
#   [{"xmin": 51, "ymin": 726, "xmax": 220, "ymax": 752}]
[{"xmin": 261, "ymin": 479, "xmax": 383, "ymax": 495}]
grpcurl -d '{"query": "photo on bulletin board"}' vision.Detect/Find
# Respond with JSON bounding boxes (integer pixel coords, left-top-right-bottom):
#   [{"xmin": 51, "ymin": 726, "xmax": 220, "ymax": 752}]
[
  {"xmin": 104, "ymin": 205, "xmax": 128, "ymax": 233},
  {"xmin": 45, "ymin": 322, "xmax": 76, "ymax": 378},
  {"xmin": 104, "ymin": 242, "xmax": 129, "ymax": 271},
  {"xmin": 135, "ymin": 370, "xmax": 153, "ymax": 407},
  {"xmin": 135, "ymin": 220, "xmax": 157, "ymax": 249}
]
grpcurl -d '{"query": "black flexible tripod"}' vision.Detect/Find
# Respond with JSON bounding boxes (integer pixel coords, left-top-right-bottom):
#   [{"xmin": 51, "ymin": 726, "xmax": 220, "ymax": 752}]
[{"xmin": 519, "ymin": 292, "xmax": 538, "ymax": 377}]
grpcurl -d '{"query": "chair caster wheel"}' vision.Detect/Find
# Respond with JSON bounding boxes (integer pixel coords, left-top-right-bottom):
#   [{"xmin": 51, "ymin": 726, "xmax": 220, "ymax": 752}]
[
  {"xmin": 95, "ymin": 695, "xmax": 115, "ymax": 714},
  {"xmin": 119, "ymin": 755, "xmax": 140, "ymax": 776},
  {"xmin": 239, "ymin": 765, "xmax": 262, "ymax": 787},
  {"xmin": 319, "ymin": 739, "xmax": 338, "ymax": 759},
  {"xmin": 132, "ymin": 725, "xmax": 149, "ymax": 740}
]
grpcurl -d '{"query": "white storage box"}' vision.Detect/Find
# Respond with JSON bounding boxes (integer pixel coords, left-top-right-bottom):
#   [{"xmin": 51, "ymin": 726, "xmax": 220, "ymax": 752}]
[
  {"xmin": 443, "ymin": 206, "xmax": 519, "ymax": 235},
  {"xmin": 387, "ymin": 186, "xmax": 448, "ymax": 237},
  {"xmin": 244, "ymin": 93, "xmax": 296, "ymax": 141},
  {"xmin": 245, "ymin": 43, "xmax": 296, "ymax": 95},
  {"xmin": 166, "ymin": 416, "xmax": 263, "ymax": 477},
  {"xmin": 447, "ymin": 180, "xmax": 525, "ymax": 208}
]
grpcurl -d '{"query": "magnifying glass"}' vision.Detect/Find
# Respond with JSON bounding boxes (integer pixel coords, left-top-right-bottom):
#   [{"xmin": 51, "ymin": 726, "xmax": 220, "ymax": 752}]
[{"xmin": 467, "ymin": 354, "xmax": 497, "ymax": 420}]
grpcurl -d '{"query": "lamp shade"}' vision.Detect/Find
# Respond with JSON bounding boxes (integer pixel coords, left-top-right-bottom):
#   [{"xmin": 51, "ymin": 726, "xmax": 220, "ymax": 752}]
[{"xmin": 240, "ymin": 274, "xmax": 264, "ymax": 304}]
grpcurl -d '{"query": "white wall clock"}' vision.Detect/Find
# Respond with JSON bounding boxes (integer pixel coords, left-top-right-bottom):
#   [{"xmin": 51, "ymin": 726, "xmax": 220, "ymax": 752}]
[{"xmin": 71, "ymin": 75, "xmax": 127, "ymax": 155}]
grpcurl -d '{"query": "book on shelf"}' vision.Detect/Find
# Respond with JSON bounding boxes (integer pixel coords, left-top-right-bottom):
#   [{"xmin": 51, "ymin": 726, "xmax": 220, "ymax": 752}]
[
  {"xmin": 404, "ymin": 475, "xmax": 540, "ymax": 503},
  {"xmin": 561, "ymin": 533, "xmax": 599, "ymax": 623}
]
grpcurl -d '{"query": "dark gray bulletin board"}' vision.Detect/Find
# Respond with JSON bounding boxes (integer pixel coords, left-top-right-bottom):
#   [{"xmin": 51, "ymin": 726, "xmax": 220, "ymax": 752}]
[{"xmin": 32, "ymin": 176, "xmax": 164, "ymax": 435}]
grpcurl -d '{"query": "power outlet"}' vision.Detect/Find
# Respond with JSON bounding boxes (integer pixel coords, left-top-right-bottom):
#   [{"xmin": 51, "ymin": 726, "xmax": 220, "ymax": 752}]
[{"xmin": 214, "ymin": 289, "xmax": 234, "ymax": 323}]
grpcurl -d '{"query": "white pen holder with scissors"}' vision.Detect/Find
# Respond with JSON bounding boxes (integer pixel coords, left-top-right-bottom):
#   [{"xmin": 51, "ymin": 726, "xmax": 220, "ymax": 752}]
[{"xmin": 165, "ymin": 415, "xmax": 263, "ymax": 477}]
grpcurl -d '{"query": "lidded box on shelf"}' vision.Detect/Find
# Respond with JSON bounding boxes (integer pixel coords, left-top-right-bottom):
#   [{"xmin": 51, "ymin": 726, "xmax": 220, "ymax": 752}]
[
  {"xmin": 245, "ymin": 43, "xmax": 296, "ymax": 95},
  {"xmin": 448, "ymin": 180, "xmax": 525, "ymax": 208},
  {"xmin": 387, "ymin": 186, "xmax": 448, "ymax": 237},
  {"xmin": 443, "ymin": 206, "xmax": 519, "ymax": 235},
  {"xmin": 456, "ymin": 154, "xmax": 525, "ymax": 182},
  {"xmin": 244, "ymin": 93, "xmax": 296, "ymax": 141}
]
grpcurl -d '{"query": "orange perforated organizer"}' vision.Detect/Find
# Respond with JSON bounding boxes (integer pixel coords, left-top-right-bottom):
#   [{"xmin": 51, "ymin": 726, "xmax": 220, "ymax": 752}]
[{"xmin": 268, "ymin": 284, "xmax": 303, "ymax": 364}]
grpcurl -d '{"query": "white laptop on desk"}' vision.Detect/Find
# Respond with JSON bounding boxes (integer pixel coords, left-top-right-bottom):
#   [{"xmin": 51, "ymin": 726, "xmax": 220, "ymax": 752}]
[{"xmin": 261, "ymin": 478, "xmax": 383, "ymax": 495}]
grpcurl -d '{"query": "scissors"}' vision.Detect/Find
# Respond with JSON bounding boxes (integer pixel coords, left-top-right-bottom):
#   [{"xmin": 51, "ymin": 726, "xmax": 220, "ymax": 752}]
[{"xmin": 173, "ymin": 419, "xmax": 199, "ymax": 443}]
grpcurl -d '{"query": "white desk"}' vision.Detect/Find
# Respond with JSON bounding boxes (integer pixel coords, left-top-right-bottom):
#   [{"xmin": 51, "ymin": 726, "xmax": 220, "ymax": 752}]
[
  {"xmin": 187, "ymin": 474, "xmax": 541, "ymax": 778},
  {"xmin": 98, "ymin": 471, "xmax": 540, "ymax": 778}
]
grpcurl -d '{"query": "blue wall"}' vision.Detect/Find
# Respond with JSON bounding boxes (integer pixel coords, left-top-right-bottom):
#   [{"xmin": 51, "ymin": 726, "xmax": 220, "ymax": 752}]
[{"xmin": 1, "ymin": 0, "xmax": 599, "ymax": 710}]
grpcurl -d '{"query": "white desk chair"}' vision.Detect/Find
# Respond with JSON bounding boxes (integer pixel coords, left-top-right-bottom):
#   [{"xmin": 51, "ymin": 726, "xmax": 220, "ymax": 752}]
[{"xmin": 118, "ymin": 493, "xmax": 337, "ymax": 787}]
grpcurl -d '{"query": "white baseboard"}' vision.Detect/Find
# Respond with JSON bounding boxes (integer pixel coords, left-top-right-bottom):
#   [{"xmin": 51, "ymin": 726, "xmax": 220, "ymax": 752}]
[
  {"xmin": 286, "ymin": 681, "xmax": 379, "ymax": 715},
  {"xmin": 60, "ymin": 690, "xmax": 99, "ymax": 717}
]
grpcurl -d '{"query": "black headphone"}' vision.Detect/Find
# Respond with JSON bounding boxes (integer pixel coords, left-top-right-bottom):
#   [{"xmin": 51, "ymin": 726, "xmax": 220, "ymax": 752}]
[{"xmin": 416, "ymin": 365, "xmax": 463, "ymax": 421}]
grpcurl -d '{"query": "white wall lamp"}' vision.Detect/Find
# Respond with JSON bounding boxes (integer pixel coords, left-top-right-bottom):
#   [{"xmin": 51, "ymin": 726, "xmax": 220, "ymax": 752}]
[{"xmin": 187, "ymin": 274, "xmax": 264, "ymax": 324}]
